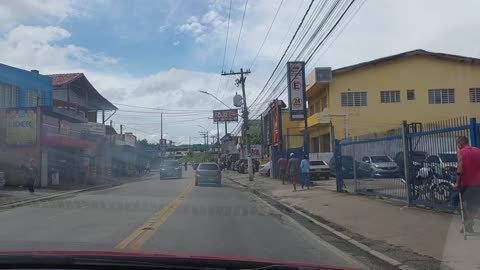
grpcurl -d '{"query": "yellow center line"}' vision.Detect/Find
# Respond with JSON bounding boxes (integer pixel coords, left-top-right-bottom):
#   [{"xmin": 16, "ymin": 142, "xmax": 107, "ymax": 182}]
[{"xmin": 114, "ymin": 181, "xmax": 194, "ymax": 250}]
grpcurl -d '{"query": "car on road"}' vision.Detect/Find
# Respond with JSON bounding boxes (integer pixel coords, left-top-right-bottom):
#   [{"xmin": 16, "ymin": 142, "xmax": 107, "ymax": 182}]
[
  {"xmin": 160, "ymin": 160, "xmax": 182, "ymax": 179},
  {"xmin": 358, "ymin": 155, "xmax": 399, "ymax": 178},
  {"xmin": 195, "ymin": 162, "xmax": 221, "ymax": 186},
  {"xmin": 309, "ymin": 160, "xmax": 330, "ymax": 180},
  {"xmin": 259, "ymin": 161, "xmax": 271, "ymax": 176},
  {"xmin": 394, "ymin": 151, "xmax": 428, "ymax": 178}
]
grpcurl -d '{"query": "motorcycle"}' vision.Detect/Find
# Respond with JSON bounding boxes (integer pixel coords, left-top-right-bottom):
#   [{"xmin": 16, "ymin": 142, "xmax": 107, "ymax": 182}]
[{"xmin": 401, "ymin": 166, "xmax": 456, "ymax": 204}]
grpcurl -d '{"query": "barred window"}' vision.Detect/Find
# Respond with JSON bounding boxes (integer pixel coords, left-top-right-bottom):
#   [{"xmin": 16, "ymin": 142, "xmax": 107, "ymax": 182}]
[
  {"xmin": 0, "ymin": 83, "xmax": 19, "ymax": 108},
  {"xmin": 407, "ymin": 89, "xmax": 415, "ymax": 100},
  {"xmin": 380, "ymin": 90, "xmax": 400, "ymax": 103},
  {"xmin": 25, "ymin": 89, "xmax": 43, "ymax": 106},
  {"xmin": 341, "ymin": 92, "xmax": 367, "ymax": 107},
  {"xmin": 428, "ymin": 88, "xmax": 454, "ymax": 104},
  {"xmin": 314, "ymin": 100, "xmax": 320, "ymax": 113},
  {"xmin": 469, "ymin": 88, "xmax": 480, "ymax": 103}
]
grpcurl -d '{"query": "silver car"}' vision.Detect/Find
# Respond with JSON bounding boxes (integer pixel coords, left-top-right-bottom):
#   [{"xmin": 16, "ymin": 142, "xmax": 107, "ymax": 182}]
[
  {"xmin": 359, "ymin": 155, "xmax": 399, "ymax": 178},
  {"xmin": 195, "ymin": 162, "xmax": 221, "ymax": 186}
]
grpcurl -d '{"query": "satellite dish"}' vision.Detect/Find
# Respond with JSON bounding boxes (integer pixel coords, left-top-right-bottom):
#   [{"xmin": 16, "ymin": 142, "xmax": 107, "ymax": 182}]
[{"xmin": 233, "ymin": 94, "xmax": 243, "ymax": 107}]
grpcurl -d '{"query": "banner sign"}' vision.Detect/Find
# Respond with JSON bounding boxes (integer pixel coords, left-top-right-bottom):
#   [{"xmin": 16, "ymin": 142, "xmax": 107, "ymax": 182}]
[
  {"xmin": 213, "ymin": 109, "xmax": 238, "ymax": 122},
  {"xmin": 6, "ymin": 108, "xmax": 37, "ymax": 146},
  {"xmin": 272, "ymin": 101, "xmax": 280, "ymax": 145},
  {"xmin": 251, "ymin": 144, "xmax": 262, "ymax": 159},
  {"xmin": 287, "ymin": 62, "xmax": 307, "ymax": 120},
  {"xmin": 263, "ymin": 110, "xmax": 272, "ymax": 145}
]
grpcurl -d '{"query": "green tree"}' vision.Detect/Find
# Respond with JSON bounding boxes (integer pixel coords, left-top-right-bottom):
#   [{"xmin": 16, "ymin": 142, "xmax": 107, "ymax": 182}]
[{"xmin": 249, "ymin": 127, "xmax": 263, "ymax": 145}]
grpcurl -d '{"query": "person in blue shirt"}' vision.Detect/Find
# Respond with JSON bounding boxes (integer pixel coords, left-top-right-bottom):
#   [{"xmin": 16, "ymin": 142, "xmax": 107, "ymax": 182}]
[{"xmin": 300, "ymin": 155, "xmax": 311, "ymax": 190}]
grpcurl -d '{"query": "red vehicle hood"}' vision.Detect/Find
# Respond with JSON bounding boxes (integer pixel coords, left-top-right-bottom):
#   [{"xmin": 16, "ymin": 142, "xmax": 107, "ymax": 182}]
[{"xmin": 0, "ymin": 250, "xmax": 358, "ymax": 270}]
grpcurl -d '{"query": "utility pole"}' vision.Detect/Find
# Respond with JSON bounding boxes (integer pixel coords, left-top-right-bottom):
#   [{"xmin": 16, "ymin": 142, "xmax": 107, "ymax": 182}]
[
  {"xmin": 120, "ymin": 124, "xmax": 123, "ymax": 135},
  {"xmin": 199, "ymin": 132, "xmax": 207, "ymax": 162},
  {"xmin": 225, "ymin": 122, "xmax": 228, "ymax": 137},
  {"xmin": 222, "ymin": 68, "xmax": 253, "ymax": 181},
  {"xmin": 161, "ymin": 112, "xmax": 163, "ymax": 141}
]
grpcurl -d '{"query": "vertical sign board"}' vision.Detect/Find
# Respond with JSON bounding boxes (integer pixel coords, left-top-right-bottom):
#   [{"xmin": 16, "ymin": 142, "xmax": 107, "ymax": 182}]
[
  {"xmin": 6, "ymin": 108, "xmax": 37, "ymax": 146},
  {"xmin": 287, "ymin": 62, "xmax": 307, "ymax": 121},
  {"xmin": 272, "ymin": 101, "xmax": 279, "ymax": 145}
]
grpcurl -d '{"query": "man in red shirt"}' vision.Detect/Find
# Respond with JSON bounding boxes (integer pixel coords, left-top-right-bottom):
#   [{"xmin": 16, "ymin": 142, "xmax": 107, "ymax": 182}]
[
  {"xmin": 453, "ymin": 136, "xmax": 480, "ymax": 233},
  {"xmin": 278, "ymin": 156, "xmax": 288, "ymax": 185}
]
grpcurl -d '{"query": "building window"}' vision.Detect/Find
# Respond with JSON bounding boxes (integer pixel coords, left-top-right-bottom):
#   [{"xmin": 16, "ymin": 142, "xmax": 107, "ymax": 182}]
[
  {"xmin": 25, "ymin": 89, "xmax": 43, "ymax": 106},
  {"xmin": 309, "ymin": 104, "xmax": 315, "ymax": 116},
  {"xmin": 428, "ymin": 88, "xmax": 455, "ymax": 104},
  {"xmin": 407, "ymin": 89, "xmax": 415, "ymax": 100},
  {"xmin": 380, "ymin": 90, "xmax": 400, "ymax": 103},
  {"xmin": 0, "ymin": 83, "xmax": 19, "ymax": 108},
  {"xmin": 314, "ymin": 100, "xmax": 320, "ymax": 113},
  {"xmin": 341, "ymin": 92, "xmax": 367, "ymax": 107},
  {"xmin": 469, "ymin": 88, "xmax": 480, "ymax": 103}
]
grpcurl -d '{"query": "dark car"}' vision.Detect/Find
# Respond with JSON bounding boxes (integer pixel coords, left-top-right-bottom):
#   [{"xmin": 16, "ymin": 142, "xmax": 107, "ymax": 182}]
[
  {"xmin": 160, "ymin": 160, "xmax": 182, "ymax": 179},
  {"xmin": 238, "ymin": 159, "xmax": 260, "ymax": 174},
  {"xmin": 329, "ymin": 155, "xmax": 356, "ymax": 179},
  {"xmin": 394, "ymin": 151, "xmax": 428, "ymax": 178}
]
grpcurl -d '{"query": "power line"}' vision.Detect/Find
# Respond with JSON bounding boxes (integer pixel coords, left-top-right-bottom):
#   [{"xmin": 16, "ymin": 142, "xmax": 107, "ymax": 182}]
[
  {"xmin": 221, "ymin": 0, "xmax": 233, "ymax": 72},
  {"xmin": 113, "ymin": 102, "xmax": 212, "ymax": 112},
  {"xmin": 230, "ymin": 0, "xmax": 248, "ymax": 70},
  {"xmin": 248, "ymin": 0, "xmax": 284, "ymax": 69}
]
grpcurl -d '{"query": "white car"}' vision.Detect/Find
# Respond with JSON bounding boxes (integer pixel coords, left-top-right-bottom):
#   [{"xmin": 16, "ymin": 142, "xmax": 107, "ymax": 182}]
[
  {"xmin": 259, "ymin": 161, "xmax": 271, "ymax": 176},
  {"xmin": 309, "ymin": 160, "xmax": 330, "ymax": 180}
]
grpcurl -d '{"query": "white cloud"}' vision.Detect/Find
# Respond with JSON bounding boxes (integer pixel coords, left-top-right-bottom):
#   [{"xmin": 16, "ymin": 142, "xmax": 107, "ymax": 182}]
[
  {"xmin": 172, "ymin": 40, "xmax": 180, "ymax": 46},
  {"xmin": 0, "ymin": 0, "xmax": 75, "ymax": 28},
  {"xmin": 158, "ymin": 25, "xmax": 169, "ymax": 32},
  {"xmin": 0, "ymin": 24, "xmax": 118, "ymax": 72}
]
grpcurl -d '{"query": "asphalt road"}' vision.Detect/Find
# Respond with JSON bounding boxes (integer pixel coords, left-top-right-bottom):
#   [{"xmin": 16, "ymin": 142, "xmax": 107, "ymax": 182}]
[{"xmin": 0, "ymin": 169, "xmax": 365, "ymax": 269}]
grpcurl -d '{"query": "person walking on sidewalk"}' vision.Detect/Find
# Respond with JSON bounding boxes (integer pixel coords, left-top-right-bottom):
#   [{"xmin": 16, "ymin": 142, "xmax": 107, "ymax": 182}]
[
  {"xmin": 287, "ymin": 153, "xmax": 301, "ymax": 192},
  {"xmin": 24, "ymin": 159, "xmax": 37, "ymax": 194},
  {"xmin": 453, "ymin": 136, "xmax": 480, "ymax": 233},
  {"xmin": 300, "ymin": 155, "xmax": 311, "ymax": 190},
  {"xmin": 278, "ymin": 156, "xmax": 288, "ymax": 184}
]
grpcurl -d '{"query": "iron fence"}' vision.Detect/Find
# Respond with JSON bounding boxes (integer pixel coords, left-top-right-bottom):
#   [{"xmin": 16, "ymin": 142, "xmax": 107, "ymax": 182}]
[{"xmin": 335, "ymin": 116, "xmax": 479, "ymax": 210}]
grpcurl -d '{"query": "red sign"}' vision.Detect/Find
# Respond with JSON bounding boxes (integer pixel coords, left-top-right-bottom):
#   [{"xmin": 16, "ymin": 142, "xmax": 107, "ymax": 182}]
[
  {"xmin": 272, "ymin": 101, "xmax": 279, "ymax": 145},
  {"xmin": 213, "ymin": 109, "xmax": 238, "ymax": 122}
]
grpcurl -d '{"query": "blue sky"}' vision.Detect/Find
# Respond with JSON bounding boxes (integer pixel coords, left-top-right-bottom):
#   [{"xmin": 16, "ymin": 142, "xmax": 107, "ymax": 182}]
[{"xmin": 1, "ymin": 0, "xmax": 480, "ymax": 144}]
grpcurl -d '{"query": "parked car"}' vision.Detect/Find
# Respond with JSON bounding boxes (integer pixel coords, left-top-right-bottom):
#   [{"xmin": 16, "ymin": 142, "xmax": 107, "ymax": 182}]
[
  {"xmin": 259, "ymin": 161, "xmax": 271, "ymax": 176},
  {"xmin": 358, "ymin": 155, "xmax": 399, "ymax": 178},
  {"xmin": 329, "ymin": 155, "xmax": 356, "ymax": 178},
  {"xmin": 394, "ymin": 151, "xmax": 428, "ymax": 178},
  {"xmin": 309, "ymin": 160, "xmax": 330, "ymax": 180},
  {"xmin": 238, "ymin": 159, "xmax": 260, "ymax": 174},
  {"xmin": 195, "ymin": 162, "xmax": 221, "ymax": 186},
  {"xmin": 234, "ymin": 159, "xmax": 245, "ymax": 171},
  {"xmin": 160, "ymin": 160, "xmax": 182, "ymax": 179},
  {"xmin": 422, "ymin": 152, "xmax": 457, "ymax": 178}
]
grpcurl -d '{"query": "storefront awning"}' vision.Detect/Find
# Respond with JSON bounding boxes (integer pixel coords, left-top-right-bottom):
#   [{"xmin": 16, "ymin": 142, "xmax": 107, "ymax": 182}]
[{"xmin": 41, "ymin": 136, "xmax": 96, "ymax": 149}]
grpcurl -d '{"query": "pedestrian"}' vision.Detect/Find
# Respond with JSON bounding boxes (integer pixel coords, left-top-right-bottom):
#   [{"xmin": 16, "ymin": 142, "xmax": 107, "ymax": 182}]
[
  {"xmin": 287, "ymin": 153, "xmax": 301, "ymax": 192},
  {"xmin": 278, "ymin": 156, "xmax": 288, "ymax": 184},
  {"xmin": 184, "ymin": 161, "xmax": 188, "ymax": 171},
  {"xmin": 301, "ymin": 155, "xmax": 311, "ymax": 190},
  {"xmin": 452, "ymin": 136, "xmax": 480, "ymax": 233},
  {"xmin": 24, "ymin": 159, "xmax": 37, "ymax": 194}
]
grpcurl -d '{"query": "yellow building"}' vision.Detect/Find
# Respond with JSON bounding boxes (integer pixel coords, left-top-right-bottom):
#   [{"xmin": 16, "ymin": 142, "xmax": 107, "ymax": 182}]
[{"xmin": 305, "ymin": 49, "xmax": 480, "ymax": 153}]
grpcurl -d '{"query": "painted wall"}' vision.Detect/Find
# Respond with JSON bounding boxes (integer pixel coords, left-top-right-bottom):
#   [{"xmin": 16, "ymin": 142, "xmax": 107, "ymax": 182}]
[
  {"xmin": 0, "ymin": 64, "xmax": 52, "ymax": 107},
  {"xmin": 323, "ymin": 55, "xmax": 480, "ymax": 139}
]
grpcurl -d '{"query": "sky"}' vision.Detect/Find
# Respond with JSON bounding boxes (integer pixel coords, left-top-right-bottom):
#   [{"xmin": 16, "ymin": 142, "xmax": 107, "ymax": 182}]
[{"xmin": 1, "ymin": 0, "xmax": 480, "ymax": 144}]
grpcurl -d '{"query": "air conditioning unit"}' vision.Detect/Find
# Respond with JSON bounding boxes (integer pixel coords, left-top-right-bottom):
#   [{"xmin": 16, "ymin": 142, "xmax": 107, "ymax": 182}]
[{"xmin": 315, "ymin": 67, "xmax": 332, "ymax": 82}]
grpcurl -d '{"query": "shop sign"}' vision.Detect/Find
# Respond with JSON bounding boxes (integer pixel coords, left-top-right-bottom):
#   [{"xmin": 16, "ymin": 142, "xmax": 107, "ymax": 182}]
[
  {"xmin": 6, "ymin": 108, "xmax": 37, "ymax": 146},
  {"xmin": 287, "ymin": 62, "xmax": 307, "ymax": 120}
]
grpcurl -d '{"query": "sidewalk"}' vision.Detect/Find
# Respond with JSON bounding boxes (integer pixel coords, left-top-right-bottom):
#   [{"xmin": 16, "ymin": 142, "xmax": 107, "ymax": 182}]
[{"xmin": 225, "ymin": 171, "xmax": 480, "ymax": 270}]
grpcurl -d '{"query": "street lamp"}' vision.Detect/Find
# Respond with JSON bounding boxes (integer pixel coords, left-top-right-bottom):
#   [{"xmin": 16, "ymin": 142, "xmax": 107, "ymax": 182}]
[{"xmin": 199, "ymin": 90, "xmax": 232, "ymax": 109}]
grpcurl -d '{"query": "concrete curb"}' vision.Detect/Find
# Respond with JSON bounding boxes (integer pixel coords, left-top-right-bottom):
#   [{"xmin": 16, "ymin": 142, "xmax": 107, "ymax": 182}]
[
  {"xmin": 226, "ymin": 176, "xmax": 416, "ymax": 270},
  {"xmin": 0, "ymin": 184, "xmax": 112, "ymax": 209}
]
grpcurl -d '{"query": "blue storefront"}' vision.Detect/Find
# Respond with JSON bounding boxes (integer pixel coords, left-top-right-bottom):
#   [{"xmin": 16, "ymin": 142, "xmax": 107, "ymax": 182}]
[{"xmin": 0, "ymin": 63, "xmax": 53, "ymax": 185}]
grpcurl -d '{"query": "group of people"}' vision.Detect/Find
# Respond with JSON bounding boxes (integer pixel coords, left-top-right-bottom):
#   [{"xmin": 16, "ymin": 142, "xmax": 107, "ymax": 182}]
[{"xmin": 277, "ymin": 153, "xmax": 311, "ymax": 192}]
